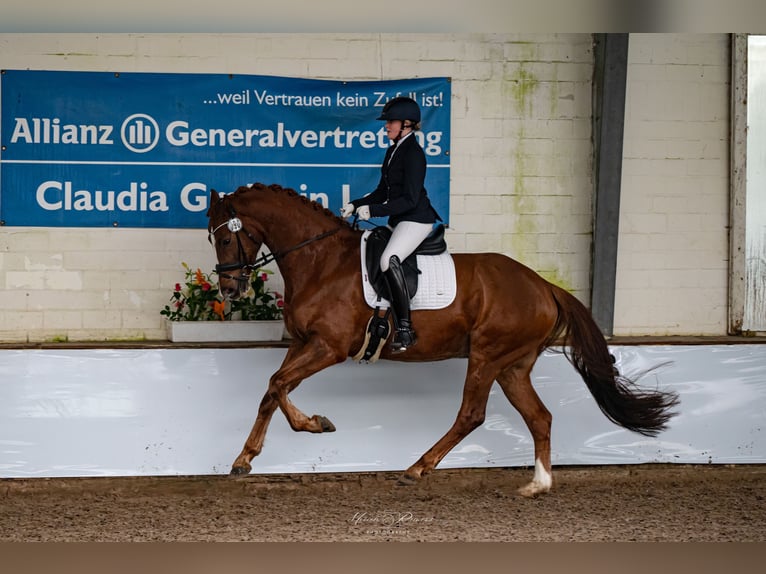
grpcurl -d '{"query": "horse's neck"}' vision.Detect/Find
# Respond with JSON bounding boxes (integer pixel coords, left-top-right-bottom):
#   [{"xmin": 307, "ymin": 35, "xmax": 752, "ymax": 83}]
[
  {"xmin": 248, "ymin": 200, "xmax": 356, "ymax": 292},
  {"xmin": 256, "ymin": 206, "xmax": 333, "ymax": 256},
  {"xmin": 272, "ymin": 225, "xmax": 357, "ymax": 298}
]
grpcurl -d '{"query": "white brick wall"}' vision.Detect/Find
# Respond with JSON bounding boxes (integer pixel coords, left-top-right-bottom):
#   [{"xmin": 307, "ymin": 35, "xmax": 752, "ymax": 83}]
[
  {"xmin": 0, "ymin": 33, "xmax": 732, "ymax": 341},
  {"xmin": 613, "ymin": 34, "xmax": 730, "ymax": 336}
]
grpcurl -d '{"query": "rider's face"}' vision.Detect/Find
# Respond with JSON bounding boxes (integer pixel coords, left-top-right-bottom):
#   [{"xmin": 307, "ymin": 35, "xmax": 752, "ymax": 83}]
[{"xmin": 385, "ymin": 120, "xmax": 409, "ymax": 141}]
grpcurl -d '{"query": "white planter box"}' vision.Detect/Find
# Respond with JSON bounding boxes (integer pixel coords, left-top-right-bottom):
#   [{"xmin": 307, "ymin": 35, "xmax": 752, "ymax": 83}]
[{"xmin": 166, "ymin": 320, "xmax": 284, "ymax": 343}]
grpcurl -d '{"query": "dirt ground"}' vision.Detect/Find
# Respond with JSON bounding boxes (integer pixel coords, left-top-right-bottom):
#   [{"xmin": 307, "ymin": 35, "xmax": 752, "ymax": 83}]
[{"xmin": 0, "ymin": 464, "xmax": 764, "ymax": 542}]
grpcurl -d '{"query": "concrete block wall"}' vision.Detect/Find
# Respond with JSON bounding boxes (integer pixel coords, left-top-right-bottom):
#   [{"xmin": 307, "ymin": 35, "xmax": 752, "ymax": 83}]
[
  {"xmin": 613, "ymin": 34, "xmax": 730, "ymax": 335},
  {"xmin": 0, "ymin": 33, "xmax": 732, "ymax": 341},
  {"xmin": 0, "ymin": 33, "xmax": 596, "ymax": 342}
]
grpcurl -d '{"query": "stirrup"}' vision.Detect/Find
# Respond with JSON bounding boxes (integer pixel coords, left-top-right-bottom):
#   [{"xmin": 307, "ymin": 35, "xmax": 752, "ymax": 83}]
[{"xmin": 352, "ymin": 307, "xmax": 392, "ymax": 363}]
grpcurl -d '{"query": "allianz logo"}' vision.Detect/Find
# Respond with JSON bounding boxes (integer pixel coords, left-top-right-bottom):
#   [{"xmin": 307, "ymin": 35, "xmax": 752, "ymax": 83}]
[{"xmin": 9, "ymin": 113, "xmax": 161, "ymax": 154}]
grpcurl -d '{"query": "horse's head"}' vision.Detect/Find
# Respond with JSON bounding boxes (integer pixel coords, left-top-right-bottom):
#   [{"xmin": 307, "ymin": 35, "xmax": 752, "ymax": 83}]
[{"xmin": 206, "ymin": 188, "xmax": 263, "ymax": 300}]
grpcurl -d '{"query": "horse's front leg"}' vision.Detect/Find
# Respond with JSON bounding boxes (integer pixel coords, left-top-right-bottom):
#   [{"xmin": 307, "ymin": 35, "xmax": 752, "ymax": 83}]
[
  {"xmin": 230, "ymin": 336, "xmax": 346, "ymax": 475},
  {"xmin": 230, "ymin": 391, "xmax": 278, "ymax": 475}
]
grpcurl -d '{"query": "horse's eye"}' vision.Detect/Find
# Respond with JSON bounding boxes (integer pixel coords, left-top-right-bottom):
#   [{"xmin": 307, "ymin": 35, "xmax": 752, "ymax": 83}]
[{"xmin": 222, "ymin": 237, "xmax": 231, "ymax": 246}]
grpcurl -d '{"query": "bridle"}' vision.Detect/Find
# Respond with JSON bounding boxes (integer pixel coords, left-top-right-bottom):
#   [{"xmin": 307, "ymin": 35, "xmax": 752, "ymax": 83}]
[{"xmin": 208, "ymin": 204, "xmax": 340, "ymax": 290}]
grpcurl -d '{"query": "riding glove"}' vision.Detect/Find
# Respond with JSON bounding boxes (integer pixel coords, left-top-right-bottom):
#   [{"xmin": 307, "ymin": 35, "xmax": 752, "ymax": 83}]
[
  {"xmin": 357, "ymin": 205, "xmax": 371, "ymax": 221},
  {"xmin": 340, "ymin": 203, "xmax": 355, "ymax": 218}
]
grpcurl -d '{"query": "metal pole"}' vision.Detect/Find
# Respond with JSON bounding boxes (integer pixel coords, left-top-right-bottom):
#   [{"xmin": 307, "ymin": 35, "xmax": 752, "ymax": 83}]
[{"xmin": 591, "ymin": 33, "xmax": 629, "ymax": 336}]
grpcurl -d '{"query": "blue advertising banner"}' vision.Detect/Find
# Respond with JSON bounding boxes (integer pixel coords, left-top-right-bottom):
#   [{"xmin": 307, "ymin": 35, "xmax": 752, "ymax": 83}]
[{"xmin": 0, "ymin": 70, "xmax": 450, "ymax": 228}]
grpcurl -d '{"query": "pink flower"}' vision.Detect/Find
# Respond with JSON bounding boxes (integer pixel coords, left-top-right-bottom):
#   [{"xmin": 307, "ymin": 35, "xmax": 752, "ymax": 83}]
[
  {"xmin": 277, "ymin": 300, "xmax": 285, "ymax": 308},
  {"xmin": 174, "ymin": 283, "xmax": 182, "ymax": 292},
  {"xmin": 260, "ymin": 273, "xmax": 268, "ymax": 282},
  {"xmin": 201, "ymin": 282, "xmax": 211, "ymax": 291}
]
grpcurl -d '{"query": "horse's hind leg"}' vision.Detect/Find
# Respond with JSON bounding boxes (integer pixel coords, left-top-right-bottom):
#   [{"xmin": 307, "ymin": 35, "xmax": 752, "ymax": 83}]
[
  {"xmin": 399, "ymin": 356, "xmax": 497, "ymax": 485},
  {"xmin": 496, "ymin": 361, "xmax": 553, "ymax": 497}
]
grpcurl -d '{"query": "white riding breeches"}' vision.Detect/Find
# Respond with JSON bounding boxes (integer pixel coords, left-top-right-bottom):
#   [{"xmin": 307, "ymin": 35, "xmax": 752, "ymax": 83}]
[{"xmin": 380, "ymin": 221, "xmax": 435, "ymax": 272}]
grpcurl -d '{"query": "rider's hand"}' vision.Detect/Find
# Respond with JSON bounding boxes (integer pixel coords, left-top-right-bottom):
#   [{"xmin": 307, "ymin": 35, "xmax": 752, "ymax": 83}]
[
  {"xmin": 340, "ymin": 203, "xmax": 355, "ymax": 218},
  {"xmin": 357, "ymin": 205, "xmax": 371, "ymax": 221}
]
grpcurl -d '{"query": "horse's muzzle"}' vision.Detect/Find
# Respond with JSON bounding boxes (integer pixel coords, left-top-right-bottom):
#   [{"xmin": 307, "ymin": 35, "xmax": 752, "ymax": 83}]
[{"xmin": 217, "ymin": 270, "xmax": 250, "ymax": 300}]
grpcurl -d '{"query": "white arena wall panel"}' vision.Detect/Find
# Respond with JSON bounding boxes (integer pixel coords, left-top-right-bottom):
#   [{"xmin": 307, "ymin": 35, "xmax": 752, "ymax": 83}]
[{"xmin": 0, "ymin": 345, "xmax": 763, "ymax": 478}]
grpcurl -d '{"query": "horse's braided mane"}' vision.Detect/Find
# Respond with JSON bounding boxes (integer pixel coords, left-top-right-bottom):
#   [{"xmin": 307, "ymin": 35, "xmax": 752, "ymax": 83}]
[{"xmin": 231, "ymin": 183, "xmax": 350, "ymax": 226}]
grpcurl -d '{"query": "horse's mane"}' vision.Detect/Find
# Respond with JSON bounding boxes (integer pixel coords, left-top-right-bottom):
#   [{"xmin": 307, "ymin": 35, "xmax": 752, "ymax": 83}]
[{"xmin": 230, "ymin": 183, "xmax": 351, "ymax": 227}]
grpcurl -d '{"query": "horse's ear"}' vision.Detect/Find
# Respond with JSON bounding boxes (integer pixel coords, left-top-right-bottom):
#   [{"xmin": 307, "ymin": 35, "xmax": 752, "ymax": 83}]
[{"xmin": 207, "ymin": 189, "xmax": 223, "ymax": 217}]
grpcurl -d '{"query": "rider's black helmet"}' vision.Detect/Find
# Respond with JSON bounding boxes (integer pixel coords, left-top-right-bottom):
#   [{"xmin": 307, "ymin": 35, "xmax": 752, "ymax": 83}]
[{"xmin": 376, "ymin": 96, "xmax": 421, "ymax": 124}]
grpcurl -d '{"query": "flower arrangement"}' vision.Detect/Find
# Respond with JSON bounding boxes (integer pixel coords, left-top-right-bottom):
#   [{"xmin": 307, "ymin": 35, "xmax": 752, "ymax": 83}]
[{"xmin": 161, "ymin": 262, "xmax": 284, "ymax": 322}]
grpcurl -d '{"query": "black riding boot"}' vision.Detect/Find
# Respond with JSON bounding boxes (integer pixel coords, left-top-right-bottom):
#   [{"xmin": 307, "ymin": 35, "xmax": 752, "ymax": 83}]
[{"xmin": 383, "ymin": 255, "xmax": 417, "ymax": 352}]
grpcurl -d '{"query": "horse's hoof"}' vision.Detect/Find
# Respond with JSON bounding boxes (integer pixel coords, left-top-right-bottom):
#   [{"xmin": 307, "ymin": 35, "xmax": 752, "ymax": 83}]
[
  {"xmin": 396, "ymin": 473, "xmax": 420, "ymax": 486},
  {"xmin": 517, "ymin": 482, "xmax": 549, "ymax": 498},
  {"xmin": 317, "ymin": 416, "xmax": 336, "ymax": 433},
  {"xmin": 229, "ymin": 465, "xmax": 251, "ymax": 476}
]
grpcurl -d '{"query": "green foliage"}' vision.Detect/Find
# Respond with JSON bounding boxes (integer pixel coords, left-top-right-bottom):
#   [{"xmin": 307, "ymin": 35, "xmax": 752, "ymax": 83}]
[
  {"xmin": 161, "ymin": 262, "xmax": 284, "ymax": 322},
  {"xmin": 231, "ymin": 269, "xmax": 285, "ymax": 321}
]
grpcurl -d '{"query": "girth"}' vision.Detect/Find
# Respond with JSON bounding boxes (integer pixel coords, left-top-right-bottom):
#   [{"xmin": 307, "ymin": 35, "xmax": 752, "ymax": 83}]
[{"xmin": 364, "ymin": 224, "xmax": 447, "ymax": 301}]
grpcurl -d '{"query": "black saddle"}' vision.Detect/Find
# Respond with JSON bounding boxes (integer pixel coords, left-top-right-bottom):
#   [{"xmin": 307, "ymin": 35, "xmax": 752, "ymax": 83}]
[{"xmin": 364, "ymin": 224, "xmax": 447, "ymax": 301}]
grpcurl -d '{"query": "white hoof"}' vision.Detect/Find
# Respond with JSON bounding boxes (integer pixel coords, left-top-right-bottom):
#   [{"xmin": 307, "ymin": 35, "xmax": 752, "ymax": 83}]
[
  {"xmin": 517, "ymin": 480, "xmax": 551, "ymax": 498},
  {"xmin": 518, "ymin": 458, "xmax": 552, "ymax": 497}
]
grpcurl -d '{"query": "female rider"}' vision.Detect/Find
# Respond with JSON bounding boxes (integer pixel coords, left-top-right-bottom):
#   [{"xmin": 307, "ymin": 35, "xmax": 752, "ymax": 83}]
[{"xmin": 341, "ymin": 96, "xmax": 441, "ymax": 352}]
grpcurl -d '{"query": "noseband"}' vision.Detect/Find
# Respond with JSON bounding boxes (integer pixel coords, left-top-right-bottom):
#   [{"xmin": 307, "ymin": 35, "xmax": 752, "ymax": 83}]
[{"xmin": 209, "ymin": 205, "xmax": 340, "ymax": 290}]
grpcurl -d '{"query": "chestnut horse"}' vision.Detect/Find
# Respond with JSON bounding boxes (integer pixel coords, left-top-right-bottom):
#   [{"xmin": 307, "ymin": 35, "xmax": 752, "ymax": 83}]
[{"xmin": 206, "ymin": 183, "xmax": 679, "ymax": 497}]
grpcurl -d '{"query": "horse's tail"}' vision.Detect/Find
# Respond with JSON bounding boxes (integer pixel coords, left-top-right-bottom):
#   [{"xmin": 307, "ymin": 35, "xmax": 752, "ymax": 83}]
[{"xmin": 543, "ymin": 284, "xmax": 679, "ymax": 437}]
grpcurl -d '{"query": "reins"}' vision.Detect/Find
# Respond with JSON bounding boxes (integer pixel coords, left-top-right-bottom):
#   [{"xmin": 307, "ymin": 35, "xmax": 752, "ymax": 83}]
[{"xmin": 209, "ymin": 205, "xmax": 341, "ymax": 286}]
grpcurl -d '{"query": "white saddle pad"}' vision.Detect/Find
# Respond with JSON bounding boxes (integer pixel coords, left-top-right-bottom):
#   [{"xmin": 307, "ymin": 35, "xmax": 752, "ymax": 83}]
[{"xmin": 360, "ymin": 230, "xmax": 457, "ymax": 311}]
